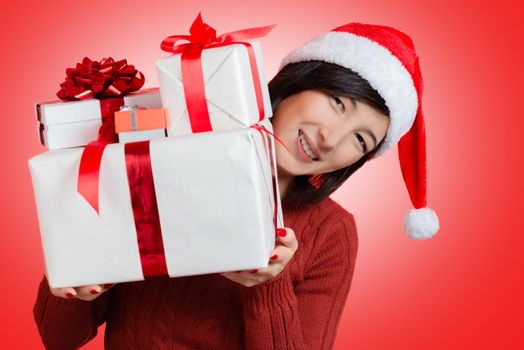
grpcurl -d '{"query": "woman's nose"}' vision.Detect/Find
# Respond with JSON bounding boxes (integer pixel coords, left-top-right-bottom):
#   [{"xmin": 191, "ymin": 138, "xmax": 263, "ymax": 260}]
[{"xmin": 318, "ymin": 122, "xmax": 347, "ymax": 150}]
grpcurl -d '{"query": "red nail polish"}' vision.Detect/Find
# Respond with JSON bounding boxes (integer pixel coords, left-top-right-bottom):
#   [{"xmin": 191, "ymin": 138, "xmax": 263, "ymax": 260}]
[
  {"xmin": 249, "ymin": 269, "xmax": 258, "ymax": 273},
  {"xmin": 277, "ymin": 228, "xmax": 287, "ymax": 237},
  {"xmin": 90, "ymin": 289, "xmax": 99, "ymax": 295},
  {"xmin": 270, "ymin": 254, "xmax": 278, "ymax": 260},
  {"xmin": 65, "ymin": 292, "xmax": 75, "ymax": 298},
  {"xmin": 103, "ymin": 284, "xmax": 114, "ymax": 289}
]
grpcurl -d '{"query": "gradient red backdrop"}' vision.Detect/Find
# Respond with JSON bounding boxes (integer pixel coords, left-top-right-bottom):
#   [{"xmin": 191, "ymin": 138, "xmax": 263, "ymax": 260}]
[{"xmin": 1, "ymin": 0, "xmax": 522, "ymax": 348}]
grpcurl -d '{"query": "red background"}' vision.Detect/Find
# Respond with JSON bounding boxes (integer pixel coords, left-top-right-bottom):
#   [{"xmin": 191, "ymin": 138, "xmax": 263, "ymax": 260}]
[{"xmin": 1, "ymin": 0, "xmax": 522, "ymax": 348}]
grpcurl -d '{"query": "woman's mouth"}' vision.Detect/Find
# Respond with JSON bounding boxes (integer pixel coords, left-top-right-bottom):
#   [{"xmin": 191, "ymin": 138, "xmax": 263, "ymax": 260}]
[{"xmin": 296, "ymin": 129, "xmax": 320, "ymax": 162}]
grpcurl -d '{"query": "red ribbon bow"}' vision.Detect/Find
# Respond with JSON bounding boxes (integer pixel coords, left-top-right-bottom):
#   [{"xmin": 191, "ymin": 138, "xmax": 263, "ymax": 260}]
[
  {"xmin": 57, "ymin": 57, "xmax": 145, "ymax": 101},
  {"xmin": 160, "ymin": 13, "xmax": 275, "ymax": 53},
  {"xmin": 160, "ymin": 13, "xmax": 275, "ymax": 133}
]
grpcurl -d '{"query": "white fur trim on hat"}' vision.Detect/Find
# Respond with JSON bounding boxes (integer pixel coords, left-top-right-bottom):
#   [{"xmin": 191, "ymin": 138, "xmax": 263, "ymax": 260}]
[{"xmin": 279, "ymin": 31, "xmax": 418, "ymax": 156}]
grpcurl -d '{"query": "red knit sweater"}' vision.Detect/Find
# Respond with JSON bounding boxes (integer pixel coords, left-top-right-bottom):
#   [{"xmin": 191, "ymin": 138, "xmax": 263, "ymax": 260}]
[{"xmin": 33, "ymin": 197, "xmax": 358, "ymax": 349}]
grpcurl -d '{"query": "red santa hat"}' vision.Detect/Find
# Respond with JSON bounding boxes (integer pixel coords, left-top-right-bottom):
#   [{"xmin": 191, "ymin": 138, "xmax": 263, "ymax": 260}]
[{"xmin": 279, "ymin": 23, "xmax": 439, "ymax": 240}]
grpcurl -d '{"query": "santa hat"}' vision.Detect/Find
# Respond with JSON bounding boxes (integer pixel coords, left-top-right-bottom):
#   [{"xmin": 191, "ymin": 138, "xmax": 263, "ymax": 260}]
[{"xmin": 279, "ymin": 23, "xmax": 439, "ymax": 240}]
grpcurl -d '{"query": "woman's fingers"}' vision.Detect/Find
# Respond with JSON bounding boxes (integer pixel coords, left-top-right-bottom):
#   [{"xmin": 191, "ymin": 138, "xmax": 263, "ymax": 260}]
[
  {"xmin": 220, "ymin": 272, "xmax": 261, "ymax": 287},
  {"xmin": 268, "ymin": 244, "xmax": 291, "ymax": 265},
  {"xmin": 49, "ymin": 287, "xmax": 77, "ymax": 299},
  {"xmin": 265, "ymin": 227, "xmax": 299, "ymax": 268},
  {"xmin": 75, "ymin": 285, "xmax": 103, "ymax": 301},
  {"xmin": 49, "ymin": 284, "xmax": 111, "ymax": 301},
  {"xmin": 276, "ymin": 227, "xmax": 298, "ymax": 252},
  {"xmin": 220, "ymin": 227, "xmax": 299, "ymax": 288}
]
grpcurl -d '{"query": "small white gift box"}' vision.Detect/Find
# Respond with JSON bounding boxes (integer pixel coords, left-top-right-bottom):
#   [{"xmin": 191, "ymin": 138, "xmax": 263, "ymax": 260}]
[
  {"xmin": 36, "ymin": 88, "xmax": 162, "ymax": 150},
  {"xmin": 114, "ymin": 106, "xmax": 167, "ymax": 143}
]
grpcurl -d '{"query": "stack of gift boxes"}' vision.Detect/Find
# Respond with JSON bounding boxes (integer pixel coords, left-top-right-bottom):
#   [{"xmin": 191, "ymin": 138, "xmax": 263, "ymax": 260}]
[{"xmin": 29, "ymin": 14, "xmax": 284, "ymax": 289}]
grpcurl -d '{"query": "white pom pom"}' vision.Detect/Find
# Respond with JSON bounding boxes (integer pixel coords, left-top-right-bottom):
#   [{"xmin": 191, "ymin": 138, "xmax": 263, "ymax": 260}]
[{"xmin": 404, "ymin": 207, "xmax": 439, "ymax": 240}]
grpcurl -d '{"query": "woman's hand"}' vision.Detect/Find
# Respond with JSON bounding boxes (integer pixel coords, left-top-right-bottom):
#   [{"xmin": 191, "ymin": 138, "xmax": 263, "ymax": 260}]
[
  {"xmin": 48, "ymin": 282, "xmax": 115, "ymax": 301},
  {"xmin": 220, "ymin": 227, "xmax": 298, "ymax": 287}
]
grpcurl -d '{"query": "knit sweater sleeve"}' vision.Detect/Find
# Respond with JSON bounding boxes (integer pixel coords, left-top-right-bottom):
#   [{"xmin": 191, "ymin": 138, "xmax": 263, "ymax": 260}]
[
  {"xmin": 241, "ymin": 207, "xmax": 358, "ymax": 349},
  {"xmin": 33, "ymin": 275, "xmax": 109, "ymax": 350}
]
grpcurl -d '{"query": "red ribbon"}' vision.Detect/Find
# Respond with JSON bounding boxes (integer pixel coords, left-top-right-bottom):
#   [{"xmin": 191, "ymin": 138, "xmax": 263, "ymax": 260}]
[
  {"xmin": 250, "ymin": 123, "xmax": 289, "ymax": 153},
  {"xmin": 55, "ymin": 57, "xmax": 166, "ymax": 277},
  {"xmin": 124, "ymin": 141, "xmax": 169, "ymax": 278},
  {"xmin": 38, "ymin": 123, "xmax": 45, "ymax": 146},
  {"xmin": 160, "ymin": 13, "xmax": 275, "ymax": 133},
  {"xmin": 77, "ymin": 98, "xmax": 124, "ymax": 213},
  {"xmin": 61, "ymin": 56, "xmax": 145, "ymax": 213},
  {"xmin": 57, "ymin": 57, "xmax": 145, "ymax": 101}
]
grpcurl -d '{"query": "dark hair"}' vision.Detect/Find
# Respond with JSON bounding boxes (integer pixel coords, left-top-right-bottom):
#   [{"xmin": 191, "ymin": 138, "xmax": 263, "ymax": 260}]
[{"xmin": 268, "ymin": 60, "xmax": 390, "ymax": 211}]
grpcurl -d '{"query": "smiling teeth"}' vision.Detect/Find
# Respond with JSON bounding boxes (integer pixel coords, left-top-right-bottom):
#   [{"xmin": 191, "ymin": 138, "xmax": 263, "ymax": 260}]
[{"xmin": 299, "ymin": 131, "xmax": 318, "ymax": 160}]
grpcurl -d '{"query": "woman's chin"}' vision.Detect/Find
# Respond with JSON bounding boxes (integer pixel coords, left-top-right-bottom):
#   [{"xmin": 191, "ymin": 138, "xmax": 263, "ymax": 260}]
[{"xmin": 278, "ymin": 166, "xmax": 315, "ymax": 178}]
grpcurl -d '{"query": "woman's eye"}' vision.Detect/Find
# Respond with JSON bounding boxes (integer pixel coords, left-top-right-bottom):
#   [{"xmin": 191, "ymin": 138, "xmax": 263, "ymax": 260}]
[
  {"xmin": 333, "ymin": 95, "xmax": 345, "ymax": 113},
  {"xmin": 355, "ymin": 133, "xmax": 368, "ymax": 153}
]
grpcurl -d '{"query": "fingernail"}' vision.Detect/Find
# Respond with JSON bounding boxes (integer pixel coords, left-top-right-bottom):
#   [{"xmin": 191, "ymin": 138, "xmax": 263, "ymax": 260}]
[
  {"xmin": 270, "ymin": 254, "xmax": 278, "ymax": 260},
  {"xmin": 90, "ymin": 289, "xmax": 99, "ymax": 295},
  {"xmin": 249, "ymin": 269, "xmax": 258, "ymax": 273},
  {"xmin": 103, "ymin": 284, "xmax": 114, "ymax": 289},
  {"xmin": 277, "ymin": 228, "xmax": 287, "ymax": 237},
  {"xmin": 65, "ymin": 292, "xmax": 75, "ymax": 298}
]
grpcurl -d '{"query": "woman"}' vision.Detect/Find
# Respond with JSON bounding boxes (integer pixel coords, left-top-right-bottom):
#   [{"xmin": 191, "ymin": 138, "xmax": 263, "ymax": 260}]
[{"xmin": 33, "ymin": 23, "xmax": 439, "ymax": 349}]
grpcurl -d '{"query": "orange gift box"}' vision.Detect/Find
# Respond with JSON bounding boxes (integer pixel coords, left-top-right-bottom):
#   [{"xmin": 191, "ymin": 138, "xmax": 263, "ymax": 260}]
[{"xmin": 114, "ymin": 108, "xmax": 167, "ymax": 132}]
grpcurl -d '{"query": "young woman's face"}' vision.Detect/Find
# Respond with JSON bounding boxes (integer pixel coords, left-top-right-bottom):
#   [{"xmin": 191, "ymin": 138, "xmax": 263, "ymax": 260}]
[{"xmin": 271, "ymin": 89, "xmax": 390, "ymax": 177}]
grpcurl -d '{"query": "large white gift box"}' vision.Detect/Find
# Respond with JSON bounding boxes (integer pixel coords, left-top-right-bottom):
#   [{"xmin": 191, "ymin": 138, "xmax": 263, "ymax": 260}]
[
  {"xmin": 29, "ymin": 120, "xmax": 283, "ymax": 288},
  {"xmin": 36, "ymin": 88, "xmax": 162, "ymax": 150},
  {"xmin": 156, "ymin": 41, "xmax": 273, "ymax": 136}
]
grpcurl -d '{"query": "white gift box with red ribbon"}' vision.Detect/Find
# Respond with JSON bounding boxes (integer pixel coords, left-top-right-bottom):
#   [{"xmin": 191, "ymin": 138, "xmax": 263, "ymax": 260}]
[
  {"xmin": 36, "ymin": 88, "xmax": 162, "ymax": 150},
  {"xmin": 156, "ymin": 40, "xmax": 273, "ymax": 136},
  {"xmin": 29, "ymin": 120, "xmax": 283, "ymax": 289}
]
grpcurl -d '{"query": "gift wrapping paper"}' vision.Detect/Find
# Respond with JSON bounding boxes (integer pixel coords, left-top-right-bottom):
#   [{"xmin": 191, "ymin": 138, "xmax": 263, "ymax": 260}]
[{"xmin": 29, "ymin": 120, "xmax": 283, "ymax": 288}]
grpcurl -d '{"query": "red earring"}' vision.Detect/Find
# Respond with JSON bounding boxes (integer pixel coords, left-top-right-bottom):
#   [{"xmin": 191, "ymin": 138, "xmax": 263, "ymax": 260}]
[{"xmin": 308, "ymin": 174, "xmax": 324, "ymax": 189}]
